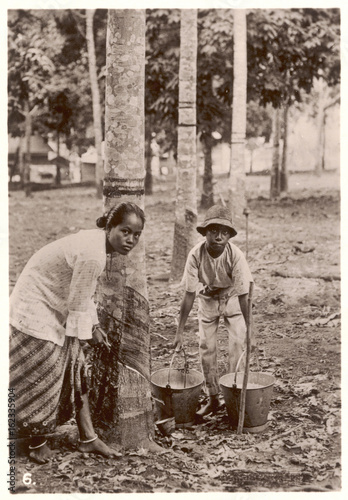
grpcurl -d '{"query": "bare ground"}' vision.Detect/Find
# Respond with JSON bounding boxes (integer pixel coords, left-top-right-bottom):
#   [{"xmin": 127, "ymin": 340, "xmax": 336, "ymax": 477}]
[{"xmin": 8, "ymin": 169, "xmax": 341, "ymax": 494}]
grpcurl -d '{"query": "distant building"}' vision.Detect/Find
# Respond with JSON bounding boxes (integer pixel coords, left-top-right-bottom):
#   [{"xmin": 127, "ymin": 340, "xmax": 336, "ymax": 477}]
[
  {"xmin": 80, "ymin": 143, "xmax": 105, "ymax": 183},
  {"xmin": 80, "ymin": 146, "xmax": 97, "ymax": 182},
  {"xmin": 8, "ymin": 133, "xmax": 56, "ymax": 183}
]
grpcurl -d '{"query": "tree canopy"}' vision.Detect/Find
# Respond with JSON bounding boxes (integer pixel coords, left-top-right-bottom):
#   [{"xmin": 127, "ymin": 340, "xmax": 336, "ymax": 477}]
[
  {"xmin": 8, "ymin": 9, "xmax": 108, "ymax": 153},
  {"xmin": 8, "ymin": 8, "xmax": 340, "ymax": 155}
]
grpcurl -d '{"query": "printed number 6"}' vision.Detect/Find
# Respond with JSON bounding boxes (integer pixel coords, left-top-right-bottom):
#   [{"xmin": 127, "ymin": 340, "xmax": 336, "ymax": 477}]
[{"xmin": 23, "ymin": 472, "xmax": 32, "ymax": 485}]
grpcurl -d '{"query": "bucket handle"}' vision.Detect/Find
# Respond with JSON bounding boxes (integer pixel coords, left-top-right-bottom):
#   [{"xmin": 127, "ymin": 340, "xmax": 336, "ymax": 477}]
[
  {"xmin": 233, "ymin": 350, "xmax": 246, "ymax": 387},
  {"xmin": 233, "ymin": 347, "xmax": 261, "ymax": 386},
  {"xmin": 167, "ymin": 348, "xmax": 188, "ymax": 389}
]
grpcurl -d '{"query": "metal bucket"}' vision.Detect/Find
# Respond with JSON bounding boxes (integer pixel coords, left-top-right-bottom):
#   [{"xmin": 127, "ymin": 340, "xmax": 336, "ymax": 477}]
[
  {"xmin": 219, "ymin": 371, "xmax": 275, "ymax": 433},
  {"xmin": 151, "ymin": 349, "xmax": 204, "ymax": 427}
]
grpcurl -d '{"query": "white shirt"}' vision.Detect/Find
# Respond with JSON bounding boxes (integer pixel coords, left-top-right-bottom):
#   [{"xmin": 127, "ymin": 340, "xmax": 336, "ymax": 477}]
[
  {"xmin": 182, "ymin": 240, "xmax": 253, "ymax": 296},
  {"xmin": 10, "ymin": 229, "xmax": 107, "ymax": 346}
]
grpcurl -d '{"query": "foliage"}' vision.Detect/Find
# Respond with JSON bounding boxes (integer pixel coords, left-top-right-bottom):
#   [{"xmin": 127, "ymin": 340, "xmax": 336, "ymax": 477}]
[
  {"xmin": 247, "ymin": 8, "xmax": 340, "ymax": 108},
  {"xmin": 146, "ymin": 9, "xmax": 236, "ymax": 152},
  {"xmin": 7, "ymin": 10, "xmax": 61, "ymax": 135},
  {"xmin": 8, "ymin": 8, "xmax": 340, "ymax": 157},
  {"xmin": 8, "ymin": 9, "xmax": 108, "ymax": 154},
  {"xmin": 52, "ymin": 9, "xmax": 107, "ymax": 153},
  {"xmin": 145, "ymin": 9, "xmax": 180, "ymax": 152},
  {"xmin": 246, "ymin": 101, "xmax": 272, "ymax": 142},
  {"xmin": 145, "ymin": 8, "xmax": 341, "ymax": 155},
  {"xmin": 40, "ymin": 90, "xmax": 75, "ymax": 139}
]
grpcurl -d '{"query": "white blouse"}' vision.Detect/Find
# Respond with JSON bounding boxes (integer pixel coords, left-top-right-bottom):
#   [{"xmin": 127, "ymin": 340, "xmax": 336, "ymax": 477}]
[{"xmin": 10, "ymin": 229, "xmax": 107, "ymax": 346}]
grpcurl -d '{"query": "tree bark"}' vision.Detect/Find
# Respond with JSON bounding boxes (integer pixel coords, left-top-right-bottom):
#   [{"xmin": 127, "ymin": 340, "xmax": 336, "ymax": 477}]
[
  {"xmin": 170, "ymin": 9, "xmax": 198, "ymax": 283},
  {"xmin": 270, "ymin": 107, "xmax": 281, "ymax": 199},
  {"xmin": 90, "ymin": 9, "xmax": 155, "ymax": 451},
  {"xmin": 86, "ymin": 8, "xmax": 104, "ymax": 198},
  {"xmin": 229, "ymin": 9, "xmax": 247, "ymax": 227}
]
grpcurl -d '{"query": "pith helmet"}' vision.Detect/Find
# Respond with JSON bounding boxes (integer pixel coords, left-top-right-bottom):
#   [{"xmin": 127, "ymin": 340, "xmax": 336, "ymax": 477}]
[{"xmin": 196, "ymin": 204, "xmax": 237, "ymax": 237}]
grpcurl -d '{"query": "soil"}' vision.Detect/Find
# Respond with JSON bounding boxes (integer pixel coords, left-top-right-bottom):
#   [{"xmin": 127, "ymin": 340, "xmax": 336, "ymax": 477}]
[{"xmin": 8, "ymin": 169, "xmax": 341, "ymax": 494}]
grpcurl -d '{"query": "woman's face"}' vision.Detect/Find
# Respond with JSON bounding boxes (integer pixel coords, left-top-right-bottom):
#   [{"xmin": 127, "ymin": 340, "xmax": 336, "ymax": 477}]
[{"xmin": 108, "ymin": 213, "xmax": 143, "ymax": 255}]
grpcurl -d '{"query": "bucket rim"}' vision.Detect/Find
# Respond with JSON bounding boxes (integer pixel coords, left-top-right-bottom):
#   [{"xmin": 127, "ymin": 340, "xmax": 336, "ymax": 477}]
[
  {"xmin": 150, "ymin": 367, "xmax": 204, "ymax": 390},
  {"xmin": 219, "ymin": 371, "xmax": 275, "ymax": 390}
]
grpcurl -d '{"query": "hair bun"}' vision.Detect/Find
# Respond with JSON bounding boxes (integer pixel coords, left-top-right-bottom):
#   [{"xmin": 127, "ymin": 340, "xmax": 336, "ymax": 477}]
[{"xmin": 96, "ymin": 215, "xmax": 107, "ymax": 228}]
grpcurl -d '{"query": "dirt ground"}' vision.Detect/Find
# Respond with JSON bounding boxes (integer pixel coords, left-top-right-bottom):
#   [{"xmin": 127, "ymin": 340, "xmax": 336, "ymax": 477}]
[{"xmin": 8, "ymin": 169, "xmax": 341, "ymax": 494}]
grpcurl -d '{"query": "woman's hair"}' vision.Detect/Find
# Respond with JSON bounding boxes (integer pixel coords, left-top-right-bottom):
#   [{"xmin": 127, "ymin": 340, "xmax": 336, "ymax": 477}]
[{"xmin": 96, "ymin": 202, "xmax": 145, "ymax": 231}]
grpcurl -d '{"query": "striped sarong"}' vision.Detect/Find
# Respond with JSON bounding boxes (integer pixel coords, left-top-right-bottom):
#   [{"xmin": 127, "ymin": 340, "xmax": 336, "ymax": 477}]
[{"xmin": 9, "ymin": 327, "xmax": 88, "ymax": 437}]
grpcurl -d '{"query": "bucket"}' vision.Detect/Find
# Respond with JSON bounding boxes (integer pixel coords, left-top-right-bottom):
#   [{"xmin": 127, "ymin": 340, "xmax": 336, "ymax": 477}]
[
  {"xmin": 151, "ymin": 349, "xmax": 204, "ymax": 427},
  {"xmin": 219, "ymin": 371, "xmax": 275, "ymax": 433}
]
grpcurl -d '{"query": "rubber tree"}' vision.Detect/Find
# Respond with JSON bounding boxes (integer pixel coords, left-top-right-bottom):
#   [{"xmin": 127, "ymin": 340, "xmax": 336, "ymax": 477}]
[
  {"xmin": 90, "ymin": 9, "xmax": 156, "ymax": 451},
  {"xmin": 270, "ymin": 107, "xmax": 281, "ymax": 200},
  {"xmin": 312, "ymin": 78, "xmax": 340, "ymax": 175},
  {"xmin": 86, "ymin": 8, "xmax": 104, "ymax": 198},
  {"xmin": 23, "ymin": 101, "xmax": 32, "ymax": 196},
  {"xmin": 170, "ymin": 9, "xmax": 198, "ymax": 282},
  {"xmin": 228, "ymin": 9, "xmax": 247, "ymax": 226},
  {"xmin": 280, "ymin": 103, "xmax": 289, "ymax": 193}
]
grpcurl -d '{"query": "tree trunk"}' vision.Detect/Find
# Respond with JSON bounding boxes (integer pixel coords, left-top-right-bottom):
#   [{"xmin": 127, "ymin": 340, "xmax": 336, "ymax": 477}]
[
  {"xmin": 228, "ymin": 9, "xmax": 247, "ymax": 227},
  {"xmin": 313, "ymin": 77, "xmax": 329, "ymax": 176},
  {"xmin": 200, "ymin": 133, "xmax": 214, "ymax": 209},
  {"xmin": 270, "ymin": 107, "xmax": 281, "ymax": 199},
  {"xmin": 18, "ymin": 142, "xmax": 24, "ymax": 185},
  {"xmin": 145, "ymin": 136, "xmax": 153, "ymax": 195},
  {"xmin": 315, "ymin": 98, "xmax": 325, "ymax": 177},
  {"xmin": 55, "ymin": 132, "xmax": 61, "ymax": 185},
  {"xmin": 23, "ymin": 99, "xmax": 32, "ymax": 197},
  {"xmin": 90, "ymin": 9, "xmax": 155, "ymax": 451},
  {"xmin": 86, "ymin": 8, "xmax": 104, "ymax": 198},
  {"xmin": 280, "ymin": 103, "xmax": 289, "ymax": 193},
  {"xmin": 322, "ymin": 114, "xmax": 326, "ymax": 171},
  {"xmin": 170, "ymin": 9, "xmax": 198, "ymax": 282},
  {"xmin": 249, "ymin": 149, "xmax": 255, "ymax": 174}
]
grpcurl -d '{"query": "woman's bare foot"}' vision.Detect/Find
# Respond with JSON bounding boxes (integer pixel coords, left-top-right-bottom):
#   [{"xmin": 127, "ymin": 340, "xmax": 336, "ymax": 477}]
[
  {"xmin": 77, "ymin": 437, "xmax": 122, "ymax": 458},
  {"xmin": 29, "ymin": 443, "xmax": 53, "ymax": 464}
]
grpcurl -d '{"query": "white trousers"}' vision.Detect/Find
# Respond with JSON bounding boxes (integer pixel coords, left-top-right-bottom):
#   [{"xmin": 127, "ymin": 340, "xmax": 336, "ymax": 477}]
[{"xmin": 197, "ymin": 294, "xmax": 246, "ymax": 396}]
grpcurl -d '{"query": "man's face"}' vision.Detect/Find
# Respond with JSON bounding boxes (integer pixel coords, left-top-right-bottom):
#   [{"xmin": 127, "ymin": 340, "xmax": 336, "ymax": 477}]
[{"xmin": 205, "ymin": 224, "xmax": 232, "ymax": 256}]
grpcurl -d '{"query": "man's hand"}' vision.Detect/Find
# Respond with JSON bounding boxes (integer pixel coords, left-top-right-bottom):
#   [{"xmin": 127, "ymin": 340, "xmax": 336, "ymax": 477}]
[
  {"xmin": 173, "ymin": 332, "xmax": 183, "ymax": 352},
  {"xmin": 173, "ymin": 291, "xmax": 195, "ymax": 352}
]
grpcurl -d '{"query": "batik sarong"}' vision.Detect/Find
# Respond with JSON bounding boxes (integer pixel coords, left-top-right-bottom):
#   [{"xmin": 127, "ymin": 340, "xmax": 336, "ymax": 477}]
[{"xmin": 9, "ymin": 326, "xmax": 88, "ymax": 437}]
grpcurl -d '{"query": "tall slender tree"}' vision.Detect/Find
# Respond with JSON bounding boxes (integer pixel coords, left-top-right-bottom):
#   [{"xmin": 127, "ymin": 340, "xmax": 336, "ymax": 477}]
[
  {"xmin": 229, "ymin": 9, "xmax": 247, "ymax": 225},
  {"xmin": 270, "ymin": 107, "xmax": 281, "ymax": 199},
  {"xmin": 86, "ymin": 9, "xmax": 104, "ymax": 197},
  {"xmin": 312, "ymin": 78, "xmax": 340, "ymax": 175},
  {"xmin": 170, "ymin": 9, "xmax": 198, "ymax": 282},
  {"xmin": 280, "ymin": 103, "xmax": 289, "ymax": 192},
  {"xmin": 90, "ymin": 9, "xmax": 156, "ymax": 451}
]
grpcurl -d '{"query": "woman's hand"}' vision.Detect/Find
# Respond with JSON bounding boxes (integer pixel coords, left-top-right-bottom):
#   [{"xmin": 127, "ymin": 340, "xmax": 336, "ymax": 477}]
[{"xmin": 89, "ymin": 325, "xmax": 111, "ymax": 349}]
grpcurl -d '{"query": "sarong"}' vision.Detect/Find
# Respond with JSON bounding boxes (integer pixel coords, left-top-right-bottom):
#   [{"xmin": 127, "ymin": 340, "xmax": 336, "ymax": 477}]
[{"xmin": 9, "ymin": 327, "xmax": 88, "ymax": 437}]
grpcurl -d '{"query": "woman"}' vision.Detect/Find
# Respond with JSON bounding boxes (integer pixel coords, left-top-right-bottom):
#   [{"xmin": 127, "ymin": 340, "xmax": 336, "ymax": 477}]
[{"xmin": 9, "ymin": 202, "xmax": 145, "ymax": 463}]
